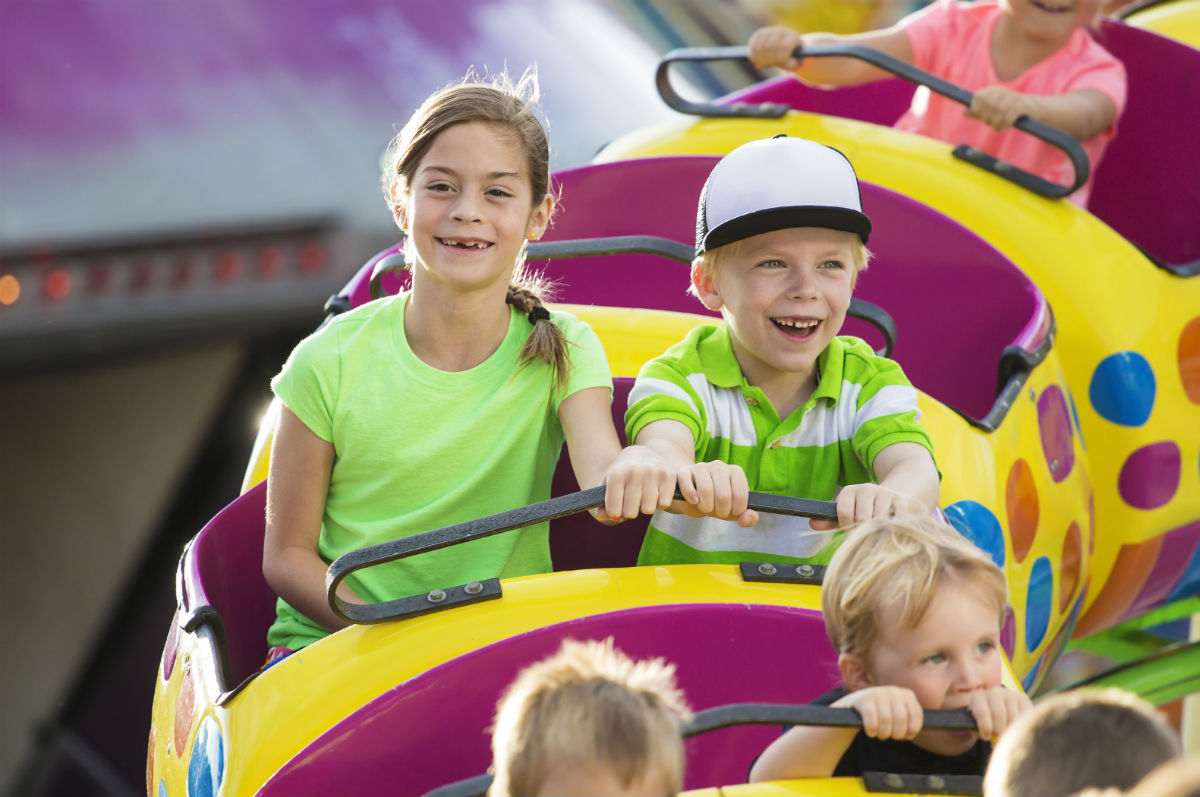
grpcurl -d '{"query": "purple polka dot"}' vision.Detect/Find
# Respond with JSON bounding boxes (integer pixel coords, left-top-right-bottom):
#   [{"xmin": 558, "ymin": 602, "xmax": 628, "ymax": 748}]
[
  {"xmin": 1038, "ymin": 385, "xmax": 1075, "ymax": 483},
  {"xmin": 1118, "ymin": 441, "xmax": 1182, "ymax": 509},
  {"xmin": 1001, "ymin": 604, "xmax": 1016, "ymax": 660}
]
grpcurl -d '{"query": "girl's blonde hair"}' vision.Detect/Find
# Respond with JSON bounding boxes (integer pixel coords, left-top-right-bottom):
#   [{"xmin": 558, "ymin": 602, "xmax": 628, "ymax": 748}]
[
  {"xmin": 488, "ymin": 637, "xmax": 690, "ymax": 797},
  {"xmin": 381, "ymin": 69, "xmax": 569, "ymax": 387},
  {"xmin": 689, "ymin": 234, "xmax": 873, "ymax": 300},
  {"xmin": 821, "ymin": 513, "xmax": 1007, "ymax": 661}
]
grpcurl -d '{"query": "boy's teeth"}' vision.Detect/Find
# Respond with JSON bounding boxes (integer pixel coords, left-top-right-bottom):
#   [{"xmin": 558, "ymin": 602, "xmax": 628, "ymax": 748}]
[{"xmin": 776, "ymin": 319, "xmax": 818, "ymax": 329}]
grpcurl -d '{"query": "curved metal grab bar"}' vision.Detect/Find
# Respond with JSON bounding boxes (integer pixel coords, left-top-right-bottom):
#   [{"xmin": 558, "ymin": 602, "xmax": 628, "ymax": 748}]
[
  {"xmin": 655, "ymin": 43, "xmax": 1089, "ymax": 198},
  {"xmin": 423, "ymin": 702, "xmax": 979, "ymax": 797},
  {"xmin": 327, "ymin": 487, "xmax": 838, "ymax": 624},
  {"xmin": 365, "ymin": 235, "xmax": 897, "ymax": 357}
]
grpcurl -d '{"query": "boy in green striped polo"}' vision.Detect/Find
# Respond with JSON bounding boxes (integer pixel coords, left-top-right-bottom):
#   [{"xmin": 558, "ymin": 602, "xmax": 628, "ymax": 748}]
[{"xmin": 625, "ymin": 135, "xmax": 940, "ymax": 566}]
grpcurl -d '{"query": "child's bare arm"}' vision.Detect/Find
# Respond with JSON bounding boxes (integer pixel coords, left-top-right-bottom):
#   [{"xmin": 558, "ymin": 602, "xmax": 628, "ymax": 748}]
[
  {"xmin": 263, "ymin": 406, "xmax": 361, "ymax": 632},
  {"xmin": 634, "ymin": 420, "xmax": 759, "ymax": 526},
  {"xmin": 968, "ymin": 686, "xmax": 1032, "ymax": 742},
  {"xmin": 968, "ymin": 87, "xmax": 1118, "ymax": 141},
  {"xmin": 559, "ymin": 387, "xmax": 675, "ymax": 522},
  {"xmin": 750, "ymin": 686, "xmax": 924, "ymax": 781},
  {"xmin": 813, "ymin": 442, "xmax": 939, "ymax": 529},
  {"xmin": 749, "ymin": 724, "xmax": 859, "ymax": 781},
  {"xmin": 748, "ymin": 25, "xmax": 914, "ymax": 85}
]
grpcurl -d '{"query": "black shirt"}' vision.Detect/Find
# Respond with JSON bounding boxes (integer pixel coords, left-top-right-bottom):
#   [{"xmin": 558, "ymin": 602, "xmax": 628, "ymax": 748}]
[
  {"xmin": 749, "ymin": 687, "xmax": 992, "ymax": 781},
  {"xmin": 811, "ymin": 687, "xmax": 991, "ymax": 777}
]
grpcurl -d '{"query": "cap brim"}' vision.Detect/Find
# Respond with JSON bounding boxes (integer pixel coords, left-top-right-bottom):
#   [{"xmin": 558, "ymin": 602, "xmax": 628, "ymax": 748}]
[{"xmin": 700, "ymin": 206, "xmax": 871, "ymax": 253}]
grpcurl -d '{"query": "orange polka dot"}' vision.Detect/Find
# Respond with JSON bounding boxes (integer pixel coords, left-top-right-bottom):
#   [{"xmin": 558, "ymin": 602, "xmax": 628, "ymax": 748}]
[
  {"xmin": 1006, "ymin": 459, "xmax": 1038, "ymax": 563},
  {"xmin": 174, "ymin": 668, "xmax": 195, "ymax": 758},
  {"xmin": 1060, "ymin": 521, "xmax": 1081, "ymax": 613},
  {"xmin": 1180, "ymin": 316, "xmax": 1200, "ymax": 405}
]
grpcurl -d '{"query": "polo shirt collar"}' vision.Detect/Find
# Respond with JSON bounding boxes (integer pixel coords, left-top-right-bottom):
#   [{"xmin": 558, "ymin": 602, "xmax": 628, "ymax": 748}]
[{"xmin": 696, "ymin": 323, "xmax": 848, "ymax": 406}]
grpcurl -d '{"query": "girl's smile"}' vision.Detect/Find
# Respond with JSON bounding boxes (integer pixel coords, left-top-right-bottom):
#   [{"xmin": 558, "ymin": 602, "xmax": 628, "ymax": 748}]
[{"xmin": 403, "ymin": 120, "xmax": 550, "ymax": 298}]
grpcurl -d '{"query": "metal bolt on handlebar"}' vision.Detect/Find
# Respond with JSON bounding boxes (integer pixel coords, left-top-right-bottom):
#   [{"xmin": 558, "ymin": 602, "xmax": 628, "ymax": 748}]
[
  {"xmin": 796, "ymin": 565, "xmax": 814, "ymax": 578},
  {"xmin": 928, "ymin": 775, "xmax": 946, "ymax": 790},
  {"xmin": 885, "ymin": 774, "xmax": 905, "ymax": 789},
  {"xmin": 464, "ymin": 581, "xmax": 483, "ymax": 595},
  {"xmin": 427, "ymin": 589, "xmax": 447, "ymax": 604},
  {"xmin": 757, "ymin": 563, "xmax": 778, "ymax": 576}
]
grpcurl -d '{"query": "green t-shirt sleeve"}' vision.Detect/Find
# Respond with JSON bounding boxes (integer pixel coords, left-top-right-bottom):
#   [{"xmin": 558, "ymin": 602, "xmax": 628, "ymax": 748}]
[
  {"xmin": 624, "ymin": 354, "xmax": 706, "ymax": 447},
  {"xmin": 848, "ymin": 354, "xmax": 937, "ymax": 480},
  {"xmin": 551, "ymin": 310, "xmax": 613, "ymax": 413},
  {"xmin": 271, "ymin": 323, "xmax": 340, "ymax": 443}
]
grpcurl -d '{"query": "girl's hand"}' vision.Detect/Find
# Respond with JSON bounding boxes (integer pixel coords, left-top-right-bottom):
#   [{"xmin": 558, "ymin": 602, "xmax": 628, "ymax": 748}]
[
  {"xmin": 835, "ymin": 686, "xmax": 925, "ymax": 740},
  {"xmin": 811, "ymin": 483, "xmax": 926, "ymax": 530},
  {"xmin": 967, "ymin": 86, "xmax": 1039, "ymax": 132},
  {"xmin": 969, "ymin": 686, "xmax": 1032, "ymax": 742},
  {"xmin": 748, "ymin": 25, "xmax": 807, "ymax": 71},
  {"xmin": 675, "ymin": 461, "xmax": 758, "ymax": 527},
  {"xmin": 594, "ymin": 445, "xmax": 676, "ymax": 523}
]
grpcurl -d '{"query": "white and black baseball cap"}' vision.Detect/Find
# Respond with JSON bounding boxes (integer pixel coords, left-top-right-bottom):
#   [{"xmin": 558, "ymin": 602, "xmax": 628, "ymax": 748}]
[{"xmin": 695, "ymin": 135, "xmax": 871, "ymax": 254}]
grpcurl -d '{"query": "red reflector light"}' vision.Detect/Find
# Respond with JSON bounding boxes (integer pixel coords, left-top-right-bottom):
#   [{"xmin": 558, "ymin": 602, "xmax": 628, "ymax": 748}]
[
  {"xmin": 255, "ymin": 246, "xmax": 283, "ymax": 277},
  {"xmin": 215, "ymin": 251, "xmax": 242, "ymax": 282},
  {"xmin": 44, "ymin": 268, "xmax": 71, "ymax": 300},
  {"xmin": 88, "ymin": 262, "xmax": 112, "ymax": 294},
  {"xmin": 298, "ymin": 242, "xmax": 327, "ymax": 273},
  {"xmin": 171, "ymin": 258, "xmax": 193, "ymax": 289},
  {"xmin": 131, "ymin": 259, "xmax": 154, "ymax": 292}
]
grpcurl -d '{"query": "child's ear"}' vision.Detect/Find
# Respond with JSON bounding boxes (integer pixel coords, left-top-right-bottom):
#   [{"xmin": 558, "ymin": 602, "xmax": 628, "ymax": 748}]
[
  {"xmin": 526, "ymin": 194, "xmax": 555, "ymax": 241},
  {"xmin": 691, "ymin": 263, "xmax": 723, "ymax": 311},
  {"xmin": 838, "ymin": 652, "xmax": 873, "ymax": 691}
]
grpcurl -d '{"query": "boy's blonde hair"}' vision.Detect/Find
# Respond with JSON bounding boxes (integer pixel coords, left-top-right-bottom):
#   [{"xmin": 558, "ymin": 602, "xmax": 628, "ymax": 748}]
[
  {"xmin": 689, "ymin": 235, "xmax": 873, "ymax": 300},
  {"xmin": 488, "ymin": 637, "xmax": 690, "ymax": 797},
  {"xmin": 822, "ymin": 513, "xmax": 1007, "ymax": 661},
  {"xmin": 982, "ymin": 687, "xmax": 1181, "ymax": 797}
]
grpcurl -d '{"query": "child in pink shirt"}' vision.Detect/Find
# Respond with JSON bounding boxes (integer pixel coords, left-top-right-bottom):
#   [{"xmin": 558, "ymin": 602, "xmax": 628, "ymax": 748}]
[{"xmin": 749, "ymin": 0, "xmax": 1127, "ymax": 206}]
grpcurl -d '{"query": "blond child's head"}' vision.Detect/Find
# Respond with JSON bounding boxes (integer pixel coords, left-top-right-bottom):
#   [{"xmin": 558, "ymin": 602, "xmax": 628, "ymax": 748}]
[
  {"xmin": 821, "ymin": 514, "xmax": 1011, "ymax": 757},
  {"xmin": 688, "ymin": 136, "xmax": 875, "ymax": 388},
  {"xmin": 822, "ymin": 513, "xmax": 1007, "ymax": 662},
  {"xmin": 982, "ymin": 687, "xmax": 1181, "ymax": 797},
  {"xmin": 488, "ymin": 637, "xmax": 690, "ymax": 797}
]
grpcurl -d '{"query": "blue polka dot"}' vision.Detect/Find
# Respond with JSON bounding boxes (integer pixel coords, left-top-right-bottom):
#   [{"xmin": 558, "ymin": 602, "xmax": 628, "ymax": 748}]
[
  {"xmin": 1025, "ymin": 557, "xmax": 1053, "ymax": 652},
  {"xmin": 1067, "ymin": 388, "xmax": 1085, "ymax": 451},
  {"xmin": 1022, "ymin": 656, "xmax": 1043, "ymax": 693},
  {"xmin": 943, "ymin": 501, "xmax": 1005, "ymax": 567},
  {"xmin": 1166, "ymin": 533, "xmax": 1200, "ymax": 604},
  {"xmin": 187, "ymin": 717, "xmax": 224, "ymax": 797},
  {"xmin": 158, "ymin": 779, "xmax": 168, "ymax": 797},
  {"xmin": 1088, "ymin": 352, "xmax": 1156, "ymax": 426}
]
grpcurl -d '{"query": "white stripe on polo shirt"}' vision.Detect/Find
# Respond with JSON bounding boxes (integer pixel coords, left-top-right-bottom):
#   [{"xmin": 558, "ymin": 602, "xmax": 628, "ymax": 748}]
[
  {"xmin": 628, "ymin": 377, "xmax": 698, "ymax": 418},
  {"xmin": 773, "ymin": 382, "xmax": 922, "ymax": 450},
  {"xmin": 653, "ymin": 510, "xmax": 839, "ymax": 558},
  {"xmin": 686, "ymin": 373, "xmax": 758, "ymax": 447}
]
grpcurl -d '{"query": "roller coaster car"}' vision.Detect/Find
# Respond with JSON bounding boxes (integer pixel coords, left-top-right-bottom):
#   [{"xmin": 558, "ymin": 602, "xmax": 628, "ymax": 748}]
[
  {"xmin": 150, "ymin": 152, "xmax": 1073, "ymax": 796},
  {"xmin": 149, "ymin": 18, "xmax": 1200, "ymax": 795}
]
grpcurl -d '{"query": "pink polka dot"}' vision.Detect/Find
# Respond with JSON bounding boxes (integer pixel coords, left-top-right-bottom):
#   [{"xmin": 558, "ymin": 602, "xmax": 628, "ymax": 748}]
[
  {"xmin": 1180, "ymin": 316, "xmax": 1200, "ymax": 405},
  {"xmin": 1060, "ymin": 522, "xmax": 1081, "ymax": 613},
  {"xmin": 1038, "ymin": 385, "xmax": 1075, "ymax": 483},
  {"xmin": 1001, "ymin": 604, "xmax": 1016, "ymax": 660},
  {"xmin": 1006, "ymin": 459, "xmax": 1038, "ymax": 563},
  {"xmin": 1118, "ymin": 442, "xmax": 1182, "ymax": 509}
]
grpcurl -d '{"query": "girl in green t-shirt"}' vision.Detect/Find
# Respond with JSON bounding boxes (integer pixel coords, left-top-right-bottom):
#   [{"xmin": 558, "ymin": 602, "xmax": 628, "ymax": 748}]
[{"xmin": 262, "ymin": 70, "xmax": 676, "ymax": 655}]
